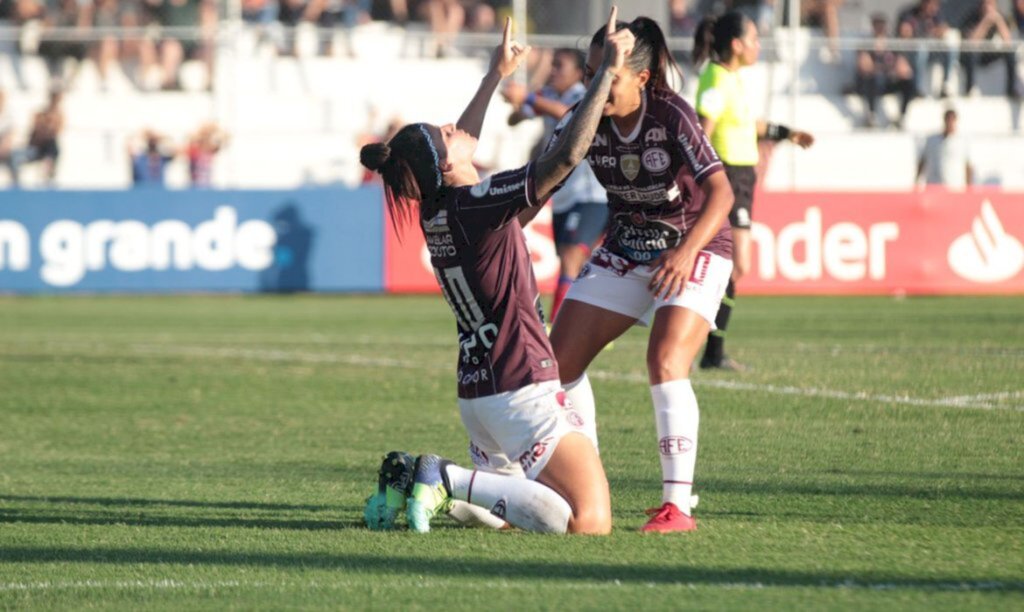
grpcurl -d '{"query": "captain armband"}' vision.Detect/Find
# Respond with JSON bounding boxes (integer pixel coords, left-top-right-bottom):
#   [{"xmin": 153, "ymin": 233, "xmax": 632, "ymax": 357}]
[{"xmin": 765, "ymin": 123, "xmax": 792, "ymax": 142}]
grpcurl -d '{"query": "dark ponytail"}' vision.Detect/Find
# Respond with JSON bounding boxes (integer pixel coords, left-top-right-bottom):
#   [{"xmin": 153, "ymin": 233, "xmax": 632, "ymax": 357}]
[
  {"xmin": 590, "ymin": 16, "xmax": 684, "ymax": 93},
  {"xmin": 359, "ymin": 122, "xmax": 445, "ymax": 234},
  {"xmin": 693, "ymin": 11, "xmax": 749, "ymax": 66}
]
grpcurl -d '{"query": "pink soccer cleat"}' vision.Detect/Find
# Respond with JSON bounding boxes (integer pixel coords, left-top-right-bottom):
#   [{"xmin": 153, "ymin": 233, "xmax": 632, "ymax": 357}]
[{"xmin": 641, "ymin": 502, "xmax": 697, "ymax": 533}]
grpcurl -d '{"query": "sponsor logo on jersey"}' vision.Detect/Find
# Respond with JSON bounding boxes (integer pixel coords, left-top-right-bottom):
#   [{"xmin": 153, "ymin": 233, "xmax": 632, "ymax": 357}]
[
  {"xmin": 486, "ymin": 180, "xmax": 525, "ymax": 197},
  {"xmin": 518, "ymin": 436, "xmax": 555, "ymax": 473},
  {"xmin": 645, "ymin": 127, "xmax": 667, "ymax": 143},
  {"xmin": 470, "ymin": 177, "xmax": 492, "ymax": 198},
  {"xmin": 621, "ymin": 155, "xmax": 640, "ymax": 181},
  {"xmin": 611, "ymin": 214, "xmax": 682, "ymax": 262},
  {"xmin": 642, "ymin": 148, "xmax": 671, "ymax": 174},
  {"xmin": 678, "ymin": 133, "xmax": 707, "ymax": 175},
  {"xmin": 422, "ymin": 210, "xmax": 449, "ymax": 234},
  {"xmin": 588, "ymin": 154, "xmax": 617, "ymax": 168},
  {"xmin": 426, "ymin": 232, "xmax": 457, "ymax": 258},
  {"xmin": 593, "ymin": 133, "xmax": 609, "ymax": 147},
  {"xmin": 605, "ymin": 184, "xmax": 681, "ymax": 206},
  {"xmin": 659, "ymin": 435, "xmax": 694, "ymax": 455},
  {"xmin": 473, "ymin": 177, "xmax": 525, "ymax": 198},
  {"xmin": 947, "ymin": 200, "xmax": 1024, "ymax": 282}
]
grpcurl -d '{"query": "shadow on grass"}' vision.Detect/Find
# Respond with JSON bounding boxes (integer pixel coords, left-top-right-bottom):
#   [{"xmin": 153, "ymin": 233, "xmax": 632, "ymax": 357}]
[
  {"xmin": 0, "ymin": 546, "xmax": 1021, "ymax": 592},
  {"xmin": 0, "ymin": 494, "xmax": 337, "ymax": 513},
  {"xmin": 611, "ymin": 476, "xmax": 1024, "ymax": 502},
  {"xmin": 0, "ymin": 509, "xmax": 359, "ymax": 531}
]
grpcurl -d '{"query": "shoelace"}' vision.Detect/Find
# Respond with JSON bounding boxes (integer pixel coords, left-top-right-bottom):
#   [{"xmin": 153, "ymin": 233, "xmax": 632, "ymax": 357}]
[{"xmin": 645, "ymin": 505, "xmax": 676, "ymax": 520}]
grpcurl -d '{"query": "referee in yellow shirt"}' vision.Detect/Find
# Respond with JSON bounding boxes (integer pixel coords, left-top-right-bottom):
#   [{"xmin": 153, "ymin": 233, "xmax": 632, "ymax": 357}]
[{"xmin": 693, "ymin": 11, "xmax": 814, "ymax": 371}]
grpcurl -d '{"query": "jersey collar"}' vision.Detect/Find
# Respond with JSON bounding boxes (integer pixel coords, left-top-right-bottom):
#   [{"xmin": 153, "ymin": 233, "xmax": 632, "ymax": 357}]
[{"xmin": 611, "ymin": 89, "xmax": 647, "ymax": 144}]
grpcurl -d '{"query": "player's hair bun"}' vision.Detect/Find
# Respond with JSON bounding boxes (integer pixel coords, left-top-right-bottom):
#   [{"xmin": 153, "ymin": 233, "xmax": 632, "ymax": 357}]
[{"xmin": 360, "ymin": 142, "xmax": 391, "ymax": 172}]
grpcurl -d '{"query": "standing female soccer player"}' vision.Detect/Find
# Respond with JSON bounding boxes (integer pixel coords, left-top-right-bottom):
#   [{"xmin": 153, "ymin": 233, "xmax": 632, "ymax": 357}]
[
  {"xmin": 547, "ymin": 17, "xmax": 735, "ymax": 533},
  {"xmin": 693, "ymin": 12, "xmax": 814, "ymax": 371},
  {"xmin": 502, "ymin": 49, "xmax": 609, "ymax": 321},
  {"xmin": 360, "ymin": 10, "xmax": 633, "ymax": 535}
]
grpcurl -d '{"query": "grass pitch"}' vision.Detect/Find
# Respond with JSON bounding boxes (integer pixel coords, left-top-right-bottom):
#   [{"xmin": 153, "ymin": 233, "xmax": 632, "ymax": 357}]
[{"xmin": 1, "ymin": 294, "xmax": 1022, "ymax": 610}]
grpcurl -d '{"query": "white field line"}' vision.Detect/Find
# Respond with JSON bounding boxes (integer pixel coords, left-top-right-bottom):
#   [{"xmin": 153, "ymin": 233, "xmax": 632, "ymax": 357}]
[
  {"xmin": 0, "ymin": 578, "xmax": 1020, "ymax": 593},
  {"xmin": 937, "ymin": 391, "xmax": 1024, "ymax": 404},
  {"xmin": 590, "ymin": 371, "xmax": 1023, "ymax": 412},
  {"xmin": 8, "ymin": 341, "xmax": 1020, "ymax": 413},
  {"xmin": 121, "ymin": 343, "xmax": 1024, "ymax": 413}
]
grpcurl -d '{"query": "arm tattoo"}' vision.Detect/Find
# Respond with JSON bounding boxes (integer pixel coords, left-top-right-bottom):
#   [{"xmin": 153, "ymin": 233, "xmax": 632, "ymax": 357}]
[{"xmin": 533, "ymin": 67, "xmax": 614, "ymax": 202}]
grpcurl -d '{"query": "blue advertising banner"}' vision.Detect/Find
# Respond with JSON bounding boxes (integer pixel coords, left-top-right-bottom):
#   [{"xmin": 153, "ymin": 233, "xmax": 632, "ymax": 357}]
[{"xmin": 0, "ymin": 189, "xmax": 384, "ymax": 293}]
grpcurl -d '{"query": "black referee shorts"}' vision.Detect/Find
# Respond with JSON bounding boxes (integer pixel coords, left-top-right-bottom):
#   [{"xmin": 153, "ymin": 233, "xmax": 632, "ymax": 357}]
[{"xmin": 724, "ymin": 164, "xmax": 757, "ymax": 229}]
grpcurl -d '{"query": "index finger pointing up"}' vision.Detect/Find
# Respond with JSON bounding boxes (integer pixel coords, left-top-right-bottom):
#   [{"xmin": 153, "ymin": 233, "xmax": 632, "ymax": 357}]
[
  {"xmin": 503, "ymin": 16, "xmax": 512, "ymax": 46},
  {"xmin": 607, "ymin": 5, "xmax": 617, "ymax": 35}
]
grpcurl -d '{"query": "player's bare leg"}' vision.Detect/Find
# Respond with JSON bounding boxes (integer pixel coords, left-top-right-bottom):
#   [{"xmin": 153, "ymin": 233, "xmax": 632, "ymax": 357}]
[
  {"xmin": 550, "ymin": 300, "xmax": 636, "ymax": 448},
  {"xmin": 534, "ymin": 432, "xmax": 611, "ymax": 534},
  {"xmin": 643, "ymin": 305, "xmax": 710, "ymax": 532}
]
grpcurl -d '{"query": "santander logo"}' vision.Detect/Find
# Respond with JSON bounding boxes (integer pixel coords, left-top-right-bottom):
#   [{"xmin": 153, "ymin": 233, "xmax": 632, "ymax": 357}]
[{"xmin": 947, "ymin": 201, "xmax": 1024, "ymax": 283}]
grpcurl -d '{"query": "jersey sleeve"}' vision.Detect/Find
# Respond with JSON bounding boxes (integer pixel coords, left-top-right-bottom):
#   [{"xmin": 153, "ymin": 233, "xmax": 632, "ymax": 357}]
[
  {"xmin": 673, "ymin": 100, "xmax": 724, "ymax": 184},
  {"xmin": 456, "ymin": 163, "xmax": 540, "ymax": 230}
]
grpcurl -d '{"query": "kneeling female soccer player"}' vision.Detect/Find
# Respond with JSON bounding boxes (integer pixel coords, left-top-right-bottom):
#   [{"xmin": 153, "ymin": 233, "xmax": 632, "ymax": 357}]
[{"xmin": 360, "ymin": 9, "xmax": 633, "ymax": 534}]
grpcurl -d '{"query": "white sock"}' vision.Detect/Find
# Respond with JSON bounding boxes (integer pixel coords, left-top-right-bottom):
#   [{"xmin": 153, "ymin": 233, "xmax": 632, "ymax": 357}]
[
  {"xmin": 444, "ymin": 464, "xmax": 571, "ymax": 533},
  {"xmin": 564, "ymin": 373, "xmax": 598, "ymax": 451},
  {"xmin": 445, "ymin": 499, "xmax": 507, "ymax": 529},
  {"xmin": 650, "ymin": 379, "xmax": 699, "ymax": 515}
]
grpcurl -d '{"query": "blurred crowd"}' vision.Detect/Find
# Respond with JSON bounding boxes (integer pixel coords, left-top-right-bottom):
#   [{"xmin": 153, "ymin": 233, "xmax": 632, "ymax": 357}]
[
  {"xmin": 0, "ymin": 0, "xmax": 506, "ymax": 91},
  {"xmin": 2, "ymin": 0, "xmax": 1023, "ymax": 188}
]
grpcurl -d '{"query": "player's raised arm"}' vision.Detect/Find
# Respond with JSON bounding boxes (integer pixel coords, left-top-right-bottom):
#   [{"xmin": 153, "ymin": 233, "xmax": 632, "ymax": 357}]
[
  {"xmin": 457, "ymin": 17, "xmax": 531, "ymax": 139},
  {"xmin": 533, "ymin": 6, "xmax": 631, "ymax": 202}
]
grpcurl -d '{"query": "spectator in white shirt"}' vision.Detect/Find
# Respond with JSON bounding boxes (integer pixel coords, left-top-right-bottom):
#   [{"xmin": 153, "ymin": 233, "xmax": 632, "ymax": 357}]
[{"xmin": 916, "ymin": 108, "xmax": 973, "ymax": 190}]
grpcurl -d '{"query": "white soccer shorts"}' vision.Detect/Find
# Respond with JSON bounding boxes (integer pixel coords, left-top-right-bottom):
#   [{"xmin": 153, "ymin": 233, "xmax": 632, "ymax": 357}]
[
  {"xmin": 566, "ymin": 247, "xmax": 733, "ymax": 329},
  {"xmin": 458, "ymin": 380, "xmax": 588, "ymax": 481}
]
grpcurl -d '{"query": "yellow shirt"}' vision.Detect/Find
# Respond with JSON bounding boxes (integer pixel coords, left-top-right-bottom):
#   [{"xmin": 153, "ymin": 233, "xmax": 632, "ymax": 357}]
[{"xmin": 696, "ymin": 62, "xmax": 758, "ymax": 166}]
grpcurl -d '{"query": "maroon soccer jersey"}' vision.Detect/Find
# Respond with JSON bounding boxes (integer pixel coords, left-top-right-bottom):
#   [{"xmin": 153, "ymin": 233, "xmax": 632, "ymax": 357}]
[
  {"xmin": 554, "ymin": 88, "xmax": 732, "ymax": 263},
  {"xmin": 420, "ymin": 163, "xmax": 559, "ymax": 399}
]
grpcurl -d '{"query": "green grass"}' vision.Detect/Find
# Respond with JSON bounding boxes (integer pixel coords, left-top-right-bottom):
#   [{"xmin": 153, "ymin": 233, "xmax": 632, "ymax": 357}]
[{"xmin": 1, "ymin": 294, "xmax": 1022, "ymax": 610}]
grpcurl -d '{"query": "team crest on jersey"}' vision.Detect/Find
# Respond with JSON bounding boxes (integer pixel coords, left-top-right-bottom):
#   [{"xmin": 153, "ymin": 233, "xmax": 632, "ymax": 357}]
[
  {"xmin": 620, "ymin": 154, "xmax": 640, "ymax": 181},
  {"xmin": 642, "ymin": 148, "xmax": 671, "ymax": 174}
]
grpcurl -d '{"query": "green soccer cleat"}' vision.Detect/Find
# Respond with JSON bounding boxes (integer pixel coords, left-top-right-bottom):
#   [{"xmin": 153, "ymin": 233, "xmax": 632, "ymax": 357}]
[
  {"xmin": 363, "ymin": 450, "xmax": 416, "ymax": 531},
  {"xmin": 406, "ymin": 454, "xmax": 455, "ymax": 533}
]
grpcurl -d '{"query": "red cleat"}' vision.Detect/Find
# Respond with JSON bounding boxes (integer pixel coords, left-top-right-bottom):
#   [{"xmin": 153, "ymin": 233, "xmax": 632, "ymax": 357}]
[{"xmin": 641, "ymin": 502, "xmax": 697, "ymax": 533}]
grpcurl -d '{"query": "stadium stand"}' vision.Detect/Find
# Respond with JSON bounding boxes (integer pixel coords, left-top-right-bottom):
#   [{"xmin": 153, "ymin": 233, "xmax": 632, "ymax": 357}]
[{"xmin": 0, "ymin": 0, "xmax": 1021, "ymax": 190}]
